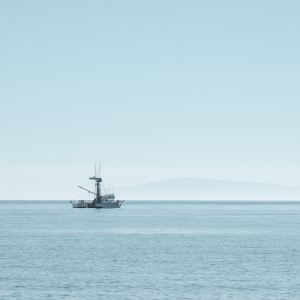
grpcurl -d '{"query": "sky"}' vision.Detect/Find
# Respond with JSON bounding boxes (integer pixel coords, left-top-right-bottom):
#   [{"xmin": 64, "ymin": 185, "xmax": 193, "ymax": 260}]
[{"xmin": 1, "ymin": 1, "xmax": 300, "ymax": 199}]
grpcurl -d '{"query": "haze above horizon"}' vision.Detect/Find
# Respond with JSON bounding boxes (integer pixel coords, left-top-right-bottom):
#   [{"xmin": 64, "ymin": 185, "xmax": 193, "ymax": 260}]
[{"xmin": 1, "ymin": 1, "xmax": 299, "ymax": 199}]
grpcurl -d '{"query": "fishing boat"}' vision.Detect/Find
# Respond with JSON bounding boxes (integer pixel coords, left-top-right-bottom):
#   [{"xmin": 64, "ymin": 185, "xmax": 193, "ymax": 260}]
[{"xmin": 71, "ymin": 168, "xmax": 124, "ymax": 209}]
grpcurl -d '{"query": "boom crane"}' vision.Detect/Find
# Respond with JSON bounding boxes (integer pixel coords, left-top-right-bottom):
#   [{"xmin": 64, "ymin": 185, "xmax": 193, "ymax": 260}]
[{"xmin": 78, "ymin": 186, "xmax": 97, "ymax": 195}]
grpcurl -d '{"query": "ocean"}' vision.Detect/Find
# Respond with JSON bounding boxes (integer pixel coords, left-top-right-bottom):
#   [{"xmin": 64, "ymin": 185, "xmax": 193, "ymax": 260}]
[{"xmin": 0, "ymin": 200, "xmax": 299, "ymax": 299}]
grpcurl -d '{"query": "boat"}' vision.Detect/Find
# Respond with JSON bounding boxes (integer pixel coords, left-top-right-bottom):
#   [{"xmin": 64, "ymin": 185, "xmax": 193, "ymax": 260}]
[{"xmin": 71, "ymin": 169, "xmax": 124, "ymax": 209}]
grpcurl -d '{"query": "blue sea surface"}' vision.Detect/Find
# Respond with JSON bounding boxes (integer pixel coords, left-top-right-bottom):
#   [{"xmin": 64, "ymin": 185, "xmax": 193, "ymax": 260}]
[{"xmin": 0, "ymin": 201, "xmax": 299, "ymax": 299}]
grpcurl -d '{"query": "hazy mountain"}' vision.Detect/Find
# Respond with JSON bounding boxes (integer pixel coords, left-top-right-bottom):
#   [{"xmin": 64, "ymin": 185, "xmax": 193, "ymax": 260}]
[{"xmin": 114, "ymin": 178, "xmax": 300, "ymax": 200}]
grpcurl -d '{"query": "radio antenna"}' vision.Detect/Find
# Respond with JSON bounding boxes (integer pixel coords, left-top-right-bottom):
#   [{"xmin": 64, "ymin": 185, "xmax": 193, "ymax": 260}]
[{"xmin": 99, "ymin": 163, "xmax": 101, "ymax": 177}]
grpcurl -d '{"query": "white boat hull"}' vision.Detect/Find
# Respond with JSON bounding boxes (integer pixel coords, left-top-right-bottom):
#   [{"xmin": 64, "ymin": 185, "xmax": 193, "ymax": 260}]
[
  {"xmin": 95, "ymin": 201, "xmax": 123, "ymax": 209},
  {"xmin": 72, "ymin": 204, "xmax": 87, "ymax": 208}
]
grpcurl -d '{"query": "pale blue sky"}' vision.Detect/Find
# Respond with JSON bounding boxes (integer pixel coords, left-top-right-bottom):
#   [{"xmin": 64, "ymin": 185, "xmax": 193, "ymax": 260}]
[{"xmin": 1, "ymin": 1, "xmax": 300, "ymax": 199}]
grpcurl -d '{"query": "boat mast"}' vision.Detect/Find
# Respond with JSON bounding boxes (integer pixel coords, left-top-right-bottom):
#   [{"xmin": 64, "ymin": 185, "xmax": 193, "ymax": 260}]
[{"xmin": 89, "ymin": 163, "xmax": 102, "ymax": 203}]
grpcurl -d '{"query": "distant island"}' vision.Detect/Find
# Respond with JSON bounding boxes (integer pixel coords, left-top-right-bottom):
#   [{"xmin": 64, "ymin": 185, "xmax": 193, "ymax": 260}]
[{"xmin": 114, "ymin": 178, "xmax": 300, "ymax": 200}]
